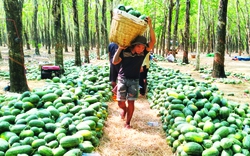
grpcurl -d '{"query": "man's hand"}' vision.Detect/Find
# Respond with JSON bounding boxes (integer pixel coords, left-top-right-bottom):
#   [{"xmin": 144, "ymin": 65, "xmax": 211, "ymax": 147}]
[
  {"xmin": 145, "ymin": 17, "xmax": 152, "ymax": 26},
  {"xmin": 140, "ymin": 67, "xmax": 143, "ymax": 72},
  {"xmin": 112, "ymin": 46, "xmax": 125, "ymax": 65},
  {"xmin": 118, "ymin": 46, "xmax": 127, "ymax": 50},
  {"xmin": 145, "ymin": 16, "xmax": 156, "ymax": 52}
]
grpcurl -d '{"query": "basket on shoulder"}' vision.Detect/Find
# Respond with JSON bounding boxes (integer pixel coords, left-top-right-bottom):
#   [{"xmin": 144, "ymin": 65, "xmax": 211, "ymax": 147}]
[{"xmin": 109, "ymin": 4, "xmax": 148, "ymax": 47}]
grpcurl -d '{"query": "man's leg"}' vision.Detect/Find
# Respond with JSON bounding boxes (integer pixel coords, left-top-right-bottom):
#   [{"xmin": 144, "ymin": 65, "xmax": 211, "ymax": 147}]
[
  {"xmin": 139, "ymin": 71, "xmax": 145, "ymax": 95},
  {"xmin": 111, "ymin": 81, "xmax": 116, "ymax": 89},
  {"xmin": 118, "ymin": 101, "xmax": 127, "ymax": 119},
  {"xmin": 143, "ymin": 68, "xmax": 149, "ymax": 95},
  {"xmin": 143, "ymin": 79, "xmax": 147, "ymax": 95},
  {"xmin": 124, "ymin": 79, "xmax": 138, "ymax": 128},
  {"xmin": 112, "ymin": 82, "xmax": 117, "ymax": 94},
  {"xmin": 125, "ymin": 100, "xmax": 134, "ymax": 128}
]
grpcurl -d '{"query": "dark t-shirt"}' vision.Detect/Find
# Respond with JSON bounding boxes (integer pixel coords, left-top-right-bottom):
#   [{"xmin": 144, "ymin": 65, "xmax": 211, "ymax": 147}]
[
  {"xmin": 118, "ymin": 48, "xmax": 148, "ymax": 79},
  {"xmin": 108, "ymin": 43, "xmax": 119, "ymax": 64},
  {"xmin": 108, "ymin": 43, "xmax": 120, "ymax": 82}
]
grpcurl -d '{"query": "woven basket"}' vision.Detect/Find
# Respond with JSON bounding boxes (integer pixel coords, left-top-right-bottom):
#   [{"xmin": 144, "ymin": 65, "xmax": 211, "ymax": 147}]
[{"xmin": 109, "ymin": 9, "xmax": 148, "ymax": 47}]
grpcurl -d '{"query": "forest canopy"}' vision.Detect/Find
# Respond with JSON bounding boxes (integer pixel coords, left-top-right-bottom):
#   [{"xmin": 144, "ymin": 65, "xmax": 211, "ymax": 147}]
[{"xmin": 0, "ymin": 0, "xmax": 249, "ymax": 56}]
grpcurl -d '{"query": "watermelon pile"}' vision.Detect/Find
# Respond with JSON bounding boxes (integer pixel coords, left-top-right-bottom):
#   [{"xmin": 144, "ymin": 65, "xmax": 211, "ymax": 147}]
[
  {"xmin": 147, "ymin": 62, "xmax": 250, "ymax": 156},
  {"xmin": 116, "ymin": 4, "xmax": 147, "ymax": 20},
  {"xmin": 197, "ymin": 66, "xmax": 248, "ymax": 85},
  {"xmin": 0, "ymin": 60, "xmax": 112, "ymax": 155}
]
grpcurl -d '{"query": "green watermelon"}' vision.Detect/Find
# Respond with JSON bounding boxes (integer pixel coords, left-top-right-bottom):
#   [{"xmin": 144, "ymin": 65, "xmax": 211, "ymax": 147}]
[{"xmin": 117, "ymin": 4, "xmax": 126, "ymax": 11}]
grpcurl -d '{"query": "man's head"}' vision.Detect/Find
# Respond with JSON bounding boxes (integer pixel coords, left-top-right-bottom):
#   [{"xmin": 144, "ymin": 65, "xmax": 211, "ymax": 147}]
[{"xmin": 131, "ymin": 36, "xmax": 148, "ymax": 53}]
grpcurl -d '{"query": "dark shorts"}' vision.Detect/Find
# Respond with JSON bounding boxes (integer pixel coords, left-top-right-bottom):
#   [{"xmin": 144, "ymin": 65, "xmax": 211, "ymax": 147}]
[{"xmin": 116, "ymin": 78, "xmax": 139, "ymax": 101}]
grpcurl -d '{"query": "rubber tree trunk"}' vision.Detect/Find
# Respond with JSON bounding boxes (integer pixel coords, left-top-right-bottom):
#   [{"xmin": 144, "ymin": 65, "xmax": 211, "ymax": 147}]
[
  {"xmin": 84, "ymin": 0, "xmax": 90, "ymax": 63},
  {"xmin": 23, "ymin": 29, "xmax": 31, "ymax": 50},
  {"xmin": 62, "ymin": 4, "xmax": 68, "ymax": 52},
  {"xmin": 183, "ymin": 0, "xmax": 190, "ymax": 64},
  {"xmin": 161, "ymin": 0, "xmax": 167, "ymax": 57},
  {"xmin": 95, "ymin": 0, "xmax": 100, "ymax": 60},
  {"xmin": 244, "ymin": 0, "xmax": 250, "ymax": 54},
  {"xmin": 0, "ymin": 30, "xmax": 2, "ymax": 58},
  {"xmin": 72, "ymin": 0, "xmax": 81, "ymax": 66},
  {"xmin": 195, "ymin": 0, "xmax": 202, "ymax": 70},
  {"xmin": 33, "ymin": 0, "xmax": 40, "ymax": 55},
  {"xmin": 212, "ymin": 0, "xmax": 228, "ymax": 78},
  {"xmin": 201, "ymin": 5, "xmax": 211, "ymax": 54},
  {"xmin": 3, "ymin": 0, "xmax": 29, "ymax": 93},
  {"xmin": 52, "ymin": 0, "xmax": 64, "ymax": 73},
  {"xmin": 166, "ymin": 0, "xmax": 173, "ymax": 55},
  {"xmin": 0, "ymin": 31, "xmax": 2, "ymax": 46},
  {"xmin": 101, "ymin": 0, "xmax": 109, "ymax": 56},
  {"xmin": 45, "ymin": 0, "xmax": 51, "ymax": 54},
  {"xmin": 42, "ymin": 7, "xmax": 47, "ymax": 49},
  {"xmin": 172, "ymin": 0, "xmax": 180, "ymax": 59},
  {"xmin": 236, "ymin": 0, "xmax": 242, "ymax": 56}
]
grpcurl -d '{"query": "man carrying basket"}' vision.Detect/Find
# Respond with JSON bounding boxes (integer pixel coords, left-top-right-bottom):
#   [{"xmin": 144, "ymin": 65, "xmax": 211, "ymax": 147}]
[{"xmin": 112, "ymin": 17, "xmax": 156, "ymax": 129}]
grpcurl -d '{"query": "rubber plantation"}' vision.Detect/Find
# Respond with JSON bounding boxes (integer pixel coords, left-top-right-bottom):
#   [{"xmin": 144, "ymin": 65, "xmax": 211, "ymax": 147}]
[{"xmin": 0, "ymin": 53, "xmax": 250, "ymax": 155}]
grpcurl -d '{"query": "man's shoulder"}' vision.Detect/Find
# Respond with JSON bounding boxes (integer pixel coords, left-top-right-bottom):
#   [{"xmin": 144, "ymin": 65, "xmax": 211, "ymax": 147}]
[{"xmin": 109, "ymin": 43, "xmax": 118, "ymax": 48}]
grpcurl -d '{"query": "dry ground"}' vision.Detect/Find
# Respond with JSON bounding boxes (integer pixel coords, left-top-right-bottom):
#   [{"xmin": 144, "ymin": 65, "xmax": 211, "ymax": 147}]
[
  {"xmin": 0, "ymin": 46, "xmax": 250, "ymax": 156},
  {"xmin": 96, "ymin": 97, "xmax": 172, "ymax": 156}
]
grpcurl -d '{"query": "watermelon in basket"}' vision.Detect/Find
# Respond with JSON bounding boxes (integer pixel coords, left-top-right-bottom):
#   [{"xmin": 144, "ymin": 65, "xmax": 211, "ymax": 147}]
[{"xmin": 109, "ymin": 8, "xmax": 148, "ymax": 47}]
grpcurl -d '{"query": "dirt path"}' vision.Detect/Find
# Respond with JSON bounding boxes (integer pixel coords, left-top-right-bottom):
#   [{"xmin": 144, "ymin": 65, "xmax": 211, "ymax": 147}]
[
  {"xmin": 96, "ymin": 97, "xmax": 173, "ymax": 156},
  {"xmin": 89, "ymin": 59, "xmax": 173, "ymax": 155}
]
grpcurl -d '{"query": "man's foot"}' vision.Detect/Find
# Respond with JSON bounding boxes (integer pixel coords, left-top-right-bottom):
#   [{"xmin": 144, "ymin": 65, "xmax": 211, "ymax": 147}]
[
  {"xmin": 139, "ymin": 94, "xmax": 146, "ymax": 98},
  {"xmin": 124, "ymin": 124, "xmax": 132, "ymax": 129},
  {"xmin": 112, "ymin": 94, "xmax": 117, "ymax": 102},
  {"xmin": 120, "ymin": 110, "xmax": 126, "ymax": 120},
  {"xmin": 112, "ymin": 89, "xmax": 117, "ymax": 95}
]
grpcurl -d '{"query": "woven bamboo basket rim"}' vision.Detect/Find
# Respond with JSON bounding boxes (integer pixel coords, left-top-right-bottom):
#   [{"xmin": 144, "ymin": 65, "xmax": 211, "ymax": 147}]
[{"xmin": 109, "ymin": 9, "xmax": 148, "ymax": 47}]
